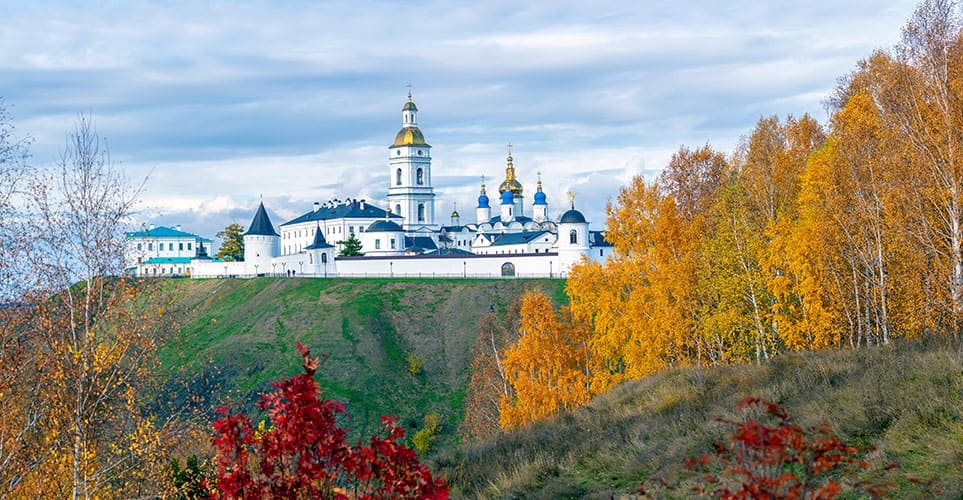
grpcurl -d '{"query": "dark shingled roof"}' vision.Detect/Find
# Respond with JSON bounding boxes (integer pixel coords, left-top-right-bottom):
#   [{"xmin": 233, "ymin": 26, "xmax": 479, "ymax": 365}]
[
  {"xmin": 424, "ymin": 247, "xmax": 474, "ymax": 256},
  {"xmin": 589, "ymin": 231, "xmax": 613, "ymax": 247},
  {"xmin": 560, "ymin": 208, "xmax": 586, "ymax": 224},
  {"xmin": 367, "ymin": 219, "xmax": 404, "ymax": 232},
  {"xmin": 486, "ymin": 215, "xmax": 534, "ymax": 225},
  {"xmin": 282, "ymin": 201, "xmax": 401, "ymax": 226},
  {"xmin": 404, "ymin": 236, "xmax": 438, "ymax": 251},
  {"xmin": 246, "ymin": 202, "xmax": 279, "ymax": 236},
  {"xmin": 305, "ymin": 225, "xmax": 334, "ymax": 250},
  {"xmin": 489, "ymin": 231, "xmax": 551, "ymax": 247}
]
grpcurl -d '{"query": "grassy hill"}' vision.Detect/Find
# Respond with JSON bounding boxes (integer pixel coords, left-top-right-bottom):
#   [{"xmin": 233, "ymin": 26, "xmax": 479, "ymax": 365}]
[
  {"xmin": 434, "ymin": 339, "xmax": 963, "ymax": 498},
  {"xmin": 156, "ymin": 277, "xmax": 566, "ymax": 445}
]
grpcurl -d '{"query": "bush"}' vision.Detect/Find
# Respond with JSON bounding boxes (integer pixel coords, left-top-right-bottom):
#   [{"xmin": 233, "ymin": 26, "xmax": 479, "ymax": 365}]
[
  {"xmin": 209, "ymin": 343, "xmax": 448, "ymax": 499},
  {"xmin": 407, "ymin": 353, "xmax": 425, "ymax": 376},
  {"xmin": 641, "ymin": 397, "xmax": 893, "ymax": 498},
  {"xmin": 412, "ymin": 413, "xmax": 441, "ymax": 455}
]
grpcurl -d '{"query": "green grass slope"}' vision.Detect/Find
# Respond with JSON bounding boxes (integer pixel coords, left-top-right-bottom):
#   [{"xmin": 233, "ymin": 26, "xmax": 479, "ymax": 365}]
[
  {"xmin": 435, "ymin": 340, "xmax": 963, "ymax": 499},
  {"xmin": 157, "ymin": 277, "xmax": 566, "ymax": 444}
]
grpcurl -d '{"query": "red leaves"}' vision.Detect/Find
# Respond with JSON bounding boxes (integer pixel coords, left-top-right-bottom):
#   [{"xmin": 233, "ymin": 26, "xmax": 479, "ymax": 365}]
[
  {"xmin": 642, "ymin": 397, "xmax": 893, "ymax": 499},
  {"xmin": 209, "ymin": 344, "xmax": 448, "ymax": 499}
]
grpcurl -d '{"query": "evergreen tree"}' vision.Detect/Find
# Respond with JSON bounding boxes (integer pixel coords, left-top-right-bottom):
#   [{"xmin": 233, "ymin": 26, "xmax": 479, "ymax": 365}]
[
  {"xmin": 337, "ymin": 233, "xmax": 364, "ymax": 256},
  {"xmin": 215, "ymin": 223, "xmax": 245, "ymax": 261}
]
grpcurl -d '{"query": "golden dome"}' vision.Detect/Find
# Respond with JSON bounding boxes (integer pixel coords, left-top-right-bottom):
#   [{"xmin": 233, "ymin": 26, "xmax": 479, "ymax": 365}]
[
  {"xmin": 498, "ymin": 154, "xmax": 524, "ymax": 195},
  {"xmin": 392, "ymin": 126, "xmax": 427, "ymax": 147}
]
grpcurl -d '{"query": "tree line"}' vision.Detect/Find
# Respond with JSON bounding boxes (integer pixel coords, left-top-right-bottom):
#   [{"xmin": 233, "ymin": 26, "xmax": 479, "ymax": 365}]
[{"xmin": 465, "ymin": 0, "xmax": 963, "ymax": 437}]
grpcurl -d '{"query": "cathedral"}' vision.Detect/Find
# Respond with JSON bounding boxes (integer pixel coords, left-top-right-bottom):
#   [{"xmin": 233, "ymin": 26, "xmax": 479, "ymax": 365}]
[{"xmin": 127, "ymin": 93, "xmax": 611, "ymax": 278}]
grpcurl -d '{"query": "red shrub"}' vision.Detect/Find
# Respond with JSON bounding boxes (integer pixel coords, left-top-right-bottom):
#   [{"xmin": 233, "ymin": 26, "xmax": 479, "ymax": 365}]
[
  {"xmin": 209, "ymin": 343, "xmax": 448, "ymax": 499},
  {"xmin": 641, "ymin": 397, "xmax": 892, "ymax": 499}
]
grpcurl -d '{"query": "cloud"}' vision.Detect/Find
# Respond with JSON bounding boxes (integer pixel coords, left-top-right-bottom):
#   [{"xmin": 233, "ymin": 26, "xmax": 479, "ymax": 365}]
[{"xmin": 0, "ymin": 0, "xmax": 922, "ymax": 237}]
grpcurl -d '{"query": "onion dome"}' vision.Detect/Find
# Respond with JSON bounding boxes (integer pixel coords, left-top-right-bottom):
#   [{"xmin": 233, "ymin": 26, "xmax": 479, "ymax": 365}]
[
  {"xmin": 559, "ymin": 190, "xmax": 585, "ymax": 223},
  {"xmin": 391, "ymin": 92, "xmax": 428, "ymax": 147},
  {"xmin": 392, "ymin": 126, "xmax": 427, "ymax": 147},
  {"xmin": 501, "ymin": 190, "xmax": 515, "ymax": 205},
  {"xmin": 477, "ymin": 176, "xmax": 490, "ymax": 208},
  {"xmin": 451, "ymin": 209, "xmax": 460, "ymax": 218},
  {"xmin": 498, "ymin": 152, "xmax": 524, "ymax": 195},
  {"xmin": 533, "ymin": 172, "xmax": 547, "ymax": 206},
  {"xmin": 367, "ymin": 219, "xmax": 404, "ymax": 232}
]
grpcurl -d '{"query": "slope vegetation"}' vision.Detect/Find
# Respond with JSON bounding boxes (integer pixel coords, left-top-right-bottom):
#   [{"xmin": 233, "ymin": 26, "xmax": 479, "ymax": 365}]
[
  {"xmin": 156, "ymin": 277, "xmax": 565, "ymax": 444},
  {"xmin": 436, "ymin": 340, "xmax": 963, "ymax": 498}
]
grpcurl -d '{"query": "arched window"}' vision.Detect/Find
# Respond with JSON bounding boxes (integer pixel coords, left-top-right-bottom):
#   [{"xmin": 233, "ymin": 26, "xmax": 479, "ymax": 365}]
[
  {"xmin": 395, "ymin": 204, "xmax": 401, "ymax": 216},
  {"xmin": 417, "ymin": 204, "xmax": 425, "ymax": 222},
  {"xmin": 501, "ymin": 262, "xmax": 516, "ymax": 277},
  {"xmin": 569, "ymin": 229, "xmax": 578, "ymax": 244},
  {"xmin": 396, "ymin": 168, "xmax": 402, "ymax": 185},
  {"xmin": 416, "ymin": 168, "xmax": 423, "ymax": 185},
  {"xmin": 321, "ymin": 253, "xmax": 327, "ymax": 263}
]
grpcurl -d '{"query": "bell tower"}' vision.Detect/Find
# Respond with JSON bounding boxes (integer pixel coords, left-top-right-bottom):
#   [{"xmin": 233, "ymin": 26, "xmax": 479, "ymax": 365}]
[{"xmin": 387, "ymin": 89, "xmax": 436, "ymax": 231}]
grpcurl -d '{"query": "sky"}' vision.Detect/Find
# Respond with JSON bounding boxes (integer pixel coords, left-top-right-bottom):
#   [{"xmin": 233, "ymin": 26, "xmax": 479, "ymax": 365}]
[{"xmin": 1, "ymin": 1, "xmax": 921, "ymax": 238}]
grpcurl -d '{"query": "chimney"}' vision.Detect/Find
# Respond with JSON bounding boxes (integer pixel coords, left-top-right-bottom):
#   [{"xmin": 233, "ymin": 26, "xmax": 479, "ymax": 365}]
[
  {"xmin": 360, "ymin": 200, "xmax": 366, "ymax": 210},
  {"xmin": 175, "ymin": 224, "xmax": 182, "ymax": 231},
  {"xmin": 313, "ymin": 202, "xmax": 320, "ymax": 213},
  {"xmin": 148, "ymin": 224, "xmax": 155, "ymax": 231}
]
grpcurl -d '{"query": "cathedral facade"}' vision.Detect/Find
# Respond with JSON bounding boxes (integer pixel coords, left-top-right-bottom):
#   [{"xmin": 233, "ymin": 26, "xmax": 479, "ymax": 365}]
[{"xmin": 132, "ymin": 93, "xmax": 611, "ymax": 279}]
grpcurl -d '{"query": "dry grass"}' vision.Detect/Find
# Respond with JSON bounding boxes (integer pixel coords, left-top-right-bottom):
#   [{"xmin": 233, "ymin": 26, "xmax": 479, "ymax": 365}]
[{"xmin": 434, "ymin": 339, "xmax": 963, "ymax": 499}]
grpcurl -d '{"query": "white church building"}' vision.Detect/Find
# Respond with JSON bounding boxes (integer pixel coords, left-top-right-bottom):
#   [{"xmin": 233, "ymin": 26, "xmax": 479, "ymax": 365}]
[{"xmin": 134, "ymin": 93, "xmax": 612, "ymax": 279}]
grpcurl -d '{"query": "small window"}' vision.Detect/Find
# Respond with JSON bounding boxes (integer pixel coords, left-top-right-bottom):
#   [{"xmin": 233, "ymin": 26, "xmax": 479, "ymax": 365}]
[
  {"xmin": 349, "ymin": 226, "xmax": 354, "ymax": 234},
  {"xmin": 600, "ymin": 249, "xmax": 604, "ymax": 256},
  {"xmin": 148, "ymin": 243, "xmax": 153, "ymax": 251},
  {"xmin": 375, "ymin": 239, "xmax": 381, "ymax": 250},
  {"xmin": 321, "ymin": 253, "xmax": 327, "ymax": 264},
  {"xmin": 417, "ymin": 150, "xmax": 422, "ymax": 156},
  {"xmin": 396, "ymin": 168, "xmax": 402, "ymax": 186},
  {"xmin": 395, "ymin": 204, "xmax": 401, "ymax": 216},
  {"xmin": 416, "ymin": 168, "xmax": 424, "ymax": 185},
  {"xmin": 179, "ymin": 242, "xmax": 184, "ymax": 251},
  {"xmin": 137, "ymin": 243, "xmax": 142, "ymax": 251},
  {"xmin": 418, "ymin": 204, "xmax": 425, "ymax": 222},
  {"xmin": 169, "ymin": 243, "xmax": 174, "ymax": 251},
  {"xmin": 390, "ymin": 238, "xmax": 396, "ymax": 249},
  {"xmin": 570, "ymin": 229, "xmax": 578, "ymax": 244},
  {"xmin": 309, "ymin": 253, "xmax": 313, "ymax": 264},
  {"xmin": 188, "ymin": 243, "xmax": 192, "ymax": 250},
  {"xmin": 501, "ymin": 262, "xmax": 515, "ymax": 277}
]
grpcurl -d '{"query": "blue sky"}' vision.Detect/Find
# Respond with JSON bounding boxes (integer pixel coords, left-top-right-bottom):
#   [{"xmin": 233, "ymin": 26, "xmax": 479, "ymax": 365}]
[{"xmin": 2, "ymin": 1, "xmax": 920, "ymax": 237}]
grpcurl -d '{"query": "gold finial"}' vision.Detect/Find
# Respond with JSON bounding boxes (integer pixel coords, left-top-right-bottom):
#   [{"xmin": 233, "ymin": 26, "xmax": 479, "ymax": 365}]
[{"xmin": 567, "ymin": 190, "xmax": 575, "ymax": 208}]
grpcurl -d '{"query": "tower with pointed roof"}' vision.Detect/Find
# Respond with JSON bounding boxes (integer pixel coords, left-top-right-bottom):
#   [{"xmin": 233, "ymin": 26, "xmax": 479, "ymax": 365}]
[
  {"xmin": 498, "ymin": 145, "xmax": 524, "ymax": 218},
  {"xmin": 387, "ymin": 91, "xmax": 436, "ymax": 231},
  {"xmin": 558, "ymin": 191, "xmax": 589, "ymax": 271},
  {"xmin": 476, "ymin": 175, "xmax": 491, "ymax": 224},
  {"xmin": 244, "ymin": 201, "xmax": 280, "ymax": 275},
  {"xmin": 533, "ymin": 172, "xmax": 548, "ymax": 222}
]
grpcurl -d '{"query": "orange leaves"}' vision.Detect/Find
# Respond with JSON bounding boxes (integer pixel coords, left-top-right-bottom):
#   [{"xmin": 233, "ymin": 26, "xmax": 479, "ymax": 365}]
[{"xmin": 498, "ymin": 290, "xmax": 593, "ymax": 431}]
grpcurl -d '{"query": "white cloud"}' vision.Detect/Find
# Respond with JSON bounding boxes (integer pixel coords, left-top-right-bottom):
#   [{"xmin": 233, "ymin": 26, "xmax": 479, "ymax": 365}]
[{"xmin": 0, "ymin": 0, "xmax": 924, "ymax": 236}]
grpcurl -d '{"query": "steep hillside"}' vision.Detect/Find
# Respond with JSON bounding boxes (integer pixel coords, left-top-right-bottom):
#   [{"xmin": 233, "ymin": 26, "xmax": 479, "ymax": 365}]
[
  {"xmin": 435, "ymin": 340, "xmax": 963, "ymax": 499},
  {"xmin": 156, "ymin": 277, "xmax": 566, "ymax": 445}
]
